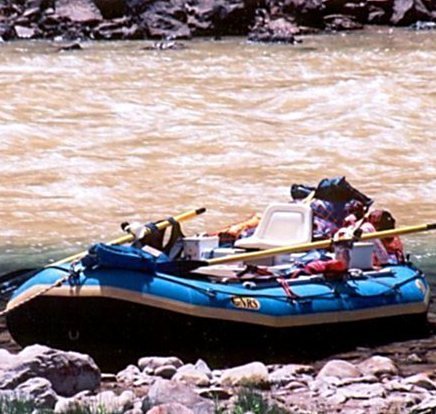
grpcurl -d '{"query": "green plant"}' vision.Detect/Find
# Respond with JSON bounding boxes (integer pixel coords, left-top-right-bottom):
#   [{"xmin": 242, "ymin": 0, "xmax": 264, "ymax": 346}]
[
  {"xmin": 0, "ymin": 396, "xmax": 122, "ymax": 414},
  {"xmin": 0, "ymin": 397, "xmax": 35, "ymax": 414},
  {"xmin": 232, "ymin": 388, "xmax": 289, "ymax": 414}
]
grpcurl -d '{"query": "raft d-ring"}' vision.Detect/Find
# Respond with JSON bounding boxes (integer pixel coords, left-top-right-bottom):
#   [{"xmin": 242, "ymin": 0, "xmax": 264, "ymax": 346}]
[{"xmin": 68, "ymin": 329, "xmax": 80, "ymax": 341}]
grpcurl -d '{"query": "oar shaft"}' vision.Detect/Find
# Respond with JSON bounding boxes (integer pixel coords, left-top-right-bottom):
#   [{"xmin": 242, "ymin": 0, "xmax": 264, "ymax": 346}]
[
  {"xmin": 51, "ymin": 208, "xmax": 206, "ymax": 266},
  {"xmin": 207, "ymin": 222, "xmax": 436, "ymax": 265}
]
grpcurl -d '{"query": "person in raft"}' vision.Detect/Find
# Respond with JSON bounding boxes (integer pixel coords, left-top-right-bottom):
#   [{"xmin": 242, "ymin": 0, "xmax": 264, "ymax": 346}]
[
  {"xmin": 292, "ymin": 201, "xmax": 405, "ymax": 279},
  {"xmin": 338, "ymin": 200, "xmax": 405, "ymax": 266}
]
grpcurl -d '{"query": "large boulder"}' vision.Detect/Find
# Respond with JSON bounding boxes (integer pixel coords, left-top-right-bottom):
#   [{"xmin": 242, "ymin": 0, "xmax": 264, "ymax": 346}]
[
  {"xmin": 248, "ymin": 13, "xmax": 301, "ymax": 43},
  {"xmin": 136, "ymin": 0, "xmax": 191, "ymax": 39},
  {"xmin": 13, "ymin": 377, "xmax": 58, "ymax": 409},
  {"xmin": 391, "ymin": 0, "xmax": 434, "ymax": 25},
  {"xmin": 186, "ymin": 0, "xmax": 252, "ymax": 37},
  {"xmin": 219, "ymin": 362, "xmax": 269, "ymax": 387},
  {"xmin": 357, "ymin": 356, "xmax": 399, "ymax": 378},
  {"xmin": 55, "ymin": 0, "xmax": 103, "ymax": 22},
  {"xmin": 0, "ymin": 345, "xmax": 100, "ymax": 397},
  {"xmin": 316, "ymin": 359, "xmax": 362, "ymax": 380},
  {"xmin": 145, "ymin": 379, "xmax": 214, "ymax": 414}
]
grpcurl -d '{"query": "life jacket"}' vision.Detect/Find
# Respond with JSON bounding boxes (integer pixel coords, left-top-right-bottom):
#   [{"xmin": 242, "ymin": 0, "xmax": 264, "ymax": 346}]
[{"xmin": 367, "ymin": 209, "xmax": 404, "ymax": 264}]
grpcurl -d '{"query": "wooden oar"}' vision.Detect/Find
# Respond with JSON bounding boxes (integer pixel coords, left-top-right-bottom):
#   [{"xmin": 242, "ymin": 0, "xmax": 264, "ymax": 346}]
[
  {"xmin": 51, "ymin": 207, "xmax": 206, "ymax": 266},
  {"xmin": 0, "ymin": 207, "xmax": 206, "ymax": 291},
  {"xmin": 205, "ymin": 222, "xmax": 436, "ymax": 266}
]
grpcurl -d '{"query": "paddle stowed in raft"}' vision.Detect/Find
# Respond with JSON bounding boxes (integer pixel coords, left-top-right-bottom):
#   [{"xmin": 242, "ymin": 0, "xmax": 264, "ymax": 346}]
[{"xmin": 4, "ymin": 217, "xmax": 434, "ymax": 358}]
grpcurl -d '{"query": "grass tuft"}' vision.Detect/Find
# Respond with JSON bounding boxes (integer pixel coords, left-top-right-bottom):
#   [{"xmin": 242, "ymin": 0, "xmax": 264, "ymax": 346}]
[{"xmin": 218, "ymin": 387, "xmax": 290, "ymax": 414}]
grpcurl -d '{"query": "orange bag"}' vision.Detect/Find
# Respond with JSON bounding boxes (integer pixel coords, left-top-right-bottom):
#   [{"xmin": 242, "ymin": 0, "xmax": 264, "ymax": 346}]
[{"xmin": 211, "ymin": 213, "xmax": 261, "ymax": 245}]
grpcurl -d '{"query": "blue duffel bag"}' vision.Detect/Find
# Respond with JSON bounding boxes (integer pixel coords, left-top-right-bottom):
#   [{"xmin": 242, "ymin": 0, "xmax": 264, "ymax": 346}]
[{"xmin": 81, "ymin": 243, "xmax": 169, "ymax": 272}]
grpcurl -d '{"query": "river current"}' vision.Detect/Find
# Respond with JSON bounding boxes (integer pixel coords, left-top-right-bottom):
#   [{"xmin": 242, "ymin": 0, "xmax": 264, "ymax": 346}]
[{"xmin": 0, "ymin": 27, "xmax": 435, "ymax": 277}]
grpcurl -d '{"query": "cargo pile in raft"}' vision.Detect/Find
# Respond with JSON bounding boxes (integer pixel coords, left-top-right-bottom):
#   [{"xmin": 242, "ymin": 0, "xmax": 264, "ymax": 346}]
[{"xmin": 2, "ymin": 177, "xmax": 435, "ymax": 358}]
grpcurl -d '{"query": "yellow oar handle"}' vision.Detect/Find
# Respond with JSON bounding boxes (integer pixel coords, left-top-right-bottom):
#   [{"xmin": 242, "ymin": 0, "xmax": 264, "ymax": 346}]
[
  {"xmin": 51, "ymin": 208, "xmax": 206, "ymax": 267},
  {"xmin": 207, "ymin": 222, "xmax": 436, "ymax": 265}
]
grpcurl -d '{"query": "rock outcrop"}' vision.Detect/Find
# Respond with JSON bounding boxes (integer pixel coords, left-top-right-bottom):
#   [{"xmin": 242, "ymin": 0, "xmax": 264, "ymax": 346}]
[{"xmin": 0, "ymin": 0, "xmax": 435, "ymax": 42}]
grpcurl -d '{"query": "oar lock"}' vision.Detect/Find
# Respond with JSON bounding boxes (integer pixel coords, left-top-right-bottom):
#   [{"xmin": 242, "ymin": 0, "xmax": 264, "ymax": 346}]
[{"xmin": 121, "ymin": 221, "xmax": 147, "ymax": 240}]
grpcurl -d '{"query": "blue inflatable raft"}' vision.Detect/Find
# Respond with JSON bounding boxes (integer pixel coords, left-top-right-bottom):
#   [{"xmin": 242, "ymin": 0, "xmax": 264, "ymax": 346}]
[{"xmin": 5, "ymin": 257, "xmax": 431, "ymax": 359}]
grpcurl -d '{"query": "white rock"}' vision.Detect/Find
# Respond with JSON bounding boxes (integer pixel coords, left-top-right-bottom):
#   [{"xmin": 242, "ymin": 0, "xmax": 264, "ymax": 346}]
[
  {"xmin": 220, "ymin": 362, "xmax": 269, "ymax": 387},
  {"xmin": 0, "ymin": 345, "xmax": 100, "ymax": 397},
  {"xmin": 146, "ymin": 379, "xmax": 214, "ymax": 414},
  {"xmin": 14, "ymin": 377, "xmax": 58, "ymax": 409},
  {"xmin": 404, "ymin": 373, "xmax": 436, "ymax": 391},
  {"xmin": 269, "ymin": 364, "xmax": 314, "ymax": 385},
  {"xmin": 316, "ymin": 360, "xmax": 362, "ymax": 380},
  {"xmin": 85, "ymin": 390, "xmax": 135, "ymax": 413},
  {"xmin": 138, "ymin": 357, "xmax": 184, "ymax": 372},
  {"xmin": 54, "ymin": 397, "xmax": 82, "ymax": 413},
  {"xmin": 116, "ymin": 365, "xmax": 142, "ymax": 383},
  {"xmin": 194, "ymin": 359, "xmax": 213, "ymax": 378},
  {"xmin": 357, "ymin": 356, "xmax": 398, "ymax": 378},
  {"xmin": 407, "ymin": 395, "xmax": 436, "ymax": 413},
  {"xmin": 340, "ymin": 383, "xmax": 386, "ymax": 400},
  {"xmin": 172, "ymin": 364, "xmax": 210, "ymax": 387}
]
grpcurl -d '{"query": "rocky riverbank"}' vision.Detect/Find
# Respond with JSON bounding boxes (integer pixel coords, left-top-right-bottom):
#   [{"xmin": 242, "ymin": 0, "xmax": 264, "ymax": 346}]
[
  {"xmin": 0, "ymin": 0, "xmax": 435, "ymax": 44},
  {"xmin": 1, "ymin": 343, "xmax": 436, "ymax": 413}
]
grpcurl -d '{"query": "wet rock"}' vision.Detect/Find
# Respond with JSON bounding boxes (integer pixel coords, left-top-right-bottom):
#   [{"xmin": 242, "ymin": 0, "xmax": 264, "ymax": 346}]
[
  {"xmin": 145, "ymin": 379, "xmax": 214, "ymax": 414},
  {"xmin": 357, "ymin": 355, "xmax": 399, "ymax": 378},
  {"xmin": 220, "ymin": 361, "xmax": 269, "ymax": 387},
  {"xmin": 410, "ymin": 21, "xmax": 436, "ymax": 30},
  {"xmin": 316, "ymin": 359, "xmax": 362, "ymax": 380},
  {"xmin": 143, "ymin": 40, "xmax": 187, "ymax": 50},
  {"xmin": 0, "ymin": 345, "xmax": 100, "ymax": 397},
  {"xmin": 138, "ymin": 356, "xmax": 184, "ymax": 373},
  {"xmin": 14, "ymin": 377, "xmax": 58, "ymax": 409},
  {"xmin": 56, "ymin": 41, "xmax": 83, "ymax": 51}
]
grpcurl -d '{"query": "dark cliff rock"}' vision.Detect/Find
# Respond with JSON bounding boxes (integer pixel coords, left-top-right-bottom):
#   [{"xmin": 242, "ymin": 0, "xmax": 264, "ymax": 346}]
[{"xmin": 0, "ymin": 0, "xmax": 435, "ymax": 43}]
